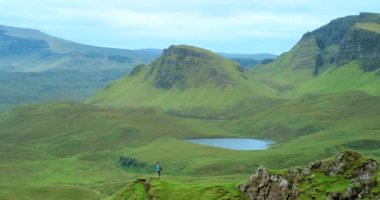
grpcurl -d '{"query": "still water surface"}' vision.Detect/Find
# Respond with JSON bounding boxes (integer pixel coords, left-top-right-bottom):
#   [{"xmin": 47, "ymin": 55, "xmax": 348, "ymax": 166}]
[{"xmin": 185, "ymin": 138, "xmax": 274, "ymax": 150}]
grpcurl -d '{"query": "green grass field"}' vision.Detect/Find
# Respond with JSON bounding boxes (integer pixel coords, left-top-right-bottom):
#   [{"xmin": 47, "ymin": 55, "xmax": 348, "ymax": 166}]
[
  {"xmin": 1, "ymin": 17, "xmax": 380, "ymax": 199},
  {"xmin": 1, "ymin": 87, "xmax": 380, "ymax": 199}
]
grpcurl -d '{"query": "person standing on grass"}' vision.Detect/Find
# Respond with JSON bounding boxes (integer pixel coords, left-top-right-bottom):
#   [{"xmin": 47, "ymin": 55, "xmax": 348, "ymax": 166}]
[{"xmin": 155, "ymin": 161, "xmax": 162, "ymax": 178}]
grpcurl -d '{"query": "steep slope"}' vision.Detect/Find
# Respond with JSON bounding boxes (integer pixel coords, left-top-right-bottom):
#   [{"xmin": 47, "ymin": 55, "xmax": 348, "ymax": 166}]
[
  {"xmin": 252, "ymin": 12, "xmax": 380, "ymax": 95},
  {"xmin": 88, "ymin": 45, "xmax": 276, "ymax": 114}
]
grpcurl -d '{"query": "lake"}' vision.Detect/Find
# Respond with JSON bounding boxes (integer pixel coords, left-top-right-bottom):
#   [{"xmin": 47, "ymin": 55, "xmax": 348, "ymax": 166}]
[{"xmin": 185, "ymin": 138, "xmax": 274, "ymax": 150}]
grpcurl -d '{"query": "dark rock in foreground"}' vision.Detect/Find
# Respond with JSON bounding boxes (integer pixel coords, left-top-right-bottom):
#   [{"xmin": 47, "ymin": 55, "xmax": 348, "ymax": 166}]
[{"xmin": 239, "ymin": 151, "xmax": 379, "ymax": 200}]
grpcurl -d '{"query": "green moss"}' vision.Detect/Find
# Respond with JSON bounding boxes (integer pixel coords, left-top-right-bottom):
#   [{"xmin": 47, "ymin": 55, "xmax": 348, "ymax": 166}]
[{"xmin": 355, "ymin": 23, "xmax": 380, "ymax": 34}]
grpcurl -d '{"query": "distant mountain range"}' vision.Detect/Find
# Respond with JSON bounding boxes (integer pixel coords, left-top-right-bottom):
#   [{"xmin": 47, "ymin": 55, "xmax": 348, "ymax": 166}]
[
  {"xmin": 0, "ymin": 25, "xmax": 275, "ymax": 112},
  {"xmin": 0, "ymin": 25, "xmax": 162, "ymax": 72}
]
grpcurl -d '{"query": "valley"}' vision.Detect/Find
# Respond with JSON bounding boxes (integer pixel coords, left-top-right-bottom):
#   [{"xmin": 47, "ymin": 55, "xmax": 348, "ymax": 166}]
[{"xmin": 0, "ymin": 12, "xmax": 380, "ymax": 199}]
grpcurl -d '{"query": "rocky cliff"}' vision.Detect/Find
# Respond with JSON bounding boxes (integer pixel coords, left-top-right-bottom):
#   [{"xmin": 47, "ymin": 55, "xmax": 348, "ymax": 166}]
[
  {"xmin": 240, "ymin": 151, "xmax": 379, "ymax": 200},
  {"xmin": 337, "ymin": 24, "xmax": 380, "ymax": 71}
]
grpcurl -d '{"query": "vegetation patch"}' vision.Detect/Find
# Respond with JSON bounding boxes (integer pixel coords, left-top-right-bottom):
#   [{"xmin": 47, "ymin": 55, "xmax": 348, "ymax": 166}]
[
  {"xmin": 118, "ymin": 156, "xmax": 147, "ymax": 169},
  {"xmin": 343, "ymin": 140, "xmax": 380, "ymax": 151}
]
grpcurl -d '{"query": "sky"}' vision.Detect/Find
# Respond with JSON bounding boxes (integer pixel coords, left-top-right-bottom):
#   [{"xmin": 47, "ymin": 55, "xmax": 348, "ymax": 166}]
[{"xmin": 0, "ymin": 0, "xmax": 379, "ymax": 54}]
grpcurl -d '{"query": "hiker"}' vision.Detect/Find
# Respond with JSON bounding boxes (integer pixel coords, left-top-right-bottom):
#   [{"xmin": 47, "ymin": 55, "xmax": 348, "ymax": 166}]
[{"xmin": 155, "ymin": 161, "xmax": 162, "ymax": 178}]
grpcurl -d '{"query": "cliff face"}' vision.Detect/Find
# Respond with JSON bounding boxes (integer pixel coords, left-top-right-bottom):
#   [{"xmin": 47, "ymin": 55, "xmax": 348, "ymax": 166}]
[
  {"xmin": 337, "ymin": 27, "xmax": 380, "ymax": 71},
  {"xmin": 240, "ymin": 151, "xmax": 379, "ymax": 200}
]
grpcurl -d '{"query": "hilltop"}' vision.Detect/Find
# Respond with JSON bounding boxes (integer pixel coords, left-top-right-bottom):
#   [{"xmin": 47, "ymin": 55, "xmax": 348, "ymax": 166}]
[{"xmin": 88, "ymin": 45, "xmax": 276, "ymax": 116}]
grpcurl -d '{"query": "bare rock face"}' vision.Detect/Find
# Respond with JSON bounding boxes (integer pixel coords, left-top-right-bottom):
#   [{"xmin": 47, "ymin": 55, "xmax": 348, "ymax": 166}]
[
  {"xmin": 240, "ymin": 151, "xmax": 378, "ymax": 200},
  {"xmin": 320, "ymin": 151, "xmax": 361, "ymax": 176},
  {"xmin": 332, "ymin": 158, "xmax": 378, "ymax": 200},
  {"xmin": 336, "ymin": 28, "xmax": 380, "ymax": 72},
  {"xmin": 239, "ymin": 167, "xmax": 299, "ymax": 200}
]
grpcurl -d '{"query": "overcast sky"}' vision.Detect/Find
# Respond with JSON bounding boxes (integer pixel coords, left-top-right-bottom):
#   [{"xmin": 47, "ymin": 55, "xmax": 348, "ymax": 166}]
[{"xmin": 0, "ymin": 0, "xmax": 379, "ymax": 54}]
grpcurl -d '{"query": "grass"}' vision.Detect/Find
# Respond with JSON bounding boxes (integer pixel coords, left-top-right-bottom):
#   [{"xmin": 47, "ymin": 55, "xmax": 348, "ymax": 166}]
[
  {"xmin": 88, "ymin": 45, "xmax": 276, "ymax": 113},
  {"xmin": 355, "ymin": 22, "xmax": 380, "ymax": 33},
  {"xmin": 1, "ymin": 88, "xmax": 380, "ymax": 199},
  {"xmin": 0, "ymin": 185, "xmax": 102, "ymax": 200},
  {"xmin": 1, "ymin": 48, "xmax": 380, "ymax": 199},
  {"xmin": 1, "ymin": 19, "xmax": 380, "ymax": 199},
  {"xmin": 292, "ymin": 61, "xmax": 380, "ymax": 96},
  {"xmin": 297, "ymin": 172, "xmax": 351, "ymax": 199},
  {"xmin": 250, "ymin": 36, "xmax": 319, "ymax": 93}
]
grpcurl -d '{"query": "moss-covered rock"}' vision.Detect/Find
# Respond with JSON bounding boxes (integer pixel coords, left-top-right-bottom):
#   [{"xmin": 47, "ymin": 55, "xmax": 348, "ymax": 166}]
[{"xmin": 240, "ymin": 151, "xmax": 379, "ymax": 200}]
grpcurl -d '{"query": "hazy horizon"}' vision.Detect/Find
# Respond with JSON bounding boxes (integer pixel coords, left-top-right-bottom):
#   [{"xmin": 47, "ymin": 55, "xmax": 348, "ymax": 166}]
[{"xmin": 1, "ymin": 0, "xmax": 380, "ymax": 54}]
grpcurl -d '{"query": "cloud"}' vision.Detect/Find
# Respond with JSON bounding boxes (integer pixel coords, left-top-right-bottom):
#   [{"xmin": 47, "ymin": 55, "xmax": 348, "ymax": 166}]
[{"xmin": 0, "ymin": 0, "xmax": 380, "ymax": 53}]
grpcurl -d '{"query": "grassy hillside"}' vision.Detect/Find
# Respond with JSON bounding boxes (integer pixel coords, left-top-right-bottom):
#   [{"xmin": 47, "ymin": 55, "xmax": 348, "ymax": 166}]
[
  {"xmin": 250, "ymin": 37, "xmax": 318, "ymax": 92},
  {"xmin": 1, "ymin": 89, "xmax": 380, "ymax": 199},
  {"xmin": 88, "ymin": 45, "xmax": 276, "ymax": 115},
  {"xmin": 292, "ymin": 61, "xmax": 380, "ymax": 96},
  {"xmin": 252, "ymin": 13, "xmax": 380, "ymax": 96}
]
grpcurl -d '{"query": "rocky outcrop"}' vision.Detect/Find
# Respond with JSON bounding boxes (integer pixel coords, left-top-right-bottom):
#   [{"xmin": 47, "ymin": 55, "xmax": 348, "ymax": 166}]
[
  {"xmin": 336, "ymin": 27, "xmax": 380, "ymax": 70},
  {"xmin": 146, "ymin": 45, "xmax": 236, "ymax": 90},
  {"xmin": 240, "ymin": 151, "xmax": 379, "ymax": 200},
  {"xmin": 239, "ymin": 166, "xmax": 299, "ymax": 200}
]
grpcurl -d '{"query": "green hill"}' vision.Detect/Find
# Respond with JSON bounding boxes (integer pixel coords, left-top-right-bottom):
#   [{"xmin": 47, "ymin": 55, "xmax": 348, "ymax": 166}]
[
  {"xmin": 252, "ymin": 12, "xmax": 380, "ymax": 96},
  {"xmin": 88, "ymin": 45, "xmax": 276, "ymax": 115}
]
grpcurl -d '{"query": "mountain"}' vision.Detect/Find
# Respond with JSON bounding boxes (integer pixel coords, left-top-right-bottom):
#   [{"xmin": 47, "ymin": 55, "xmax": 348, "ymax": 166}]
[
  {"xmin": 87, "ymin": 45, "xmax": 276, "ymax": 115},
  {"xmin": 252, "ymin": 12, "xmax": 380, "ymax": 95},
  {"xmin": 0, "ymin": 25, "xmax": 275, "ymax": 112},
  {"xmin": 0, "ymin": 25, "xmax": 161, "ymax": 112},
  {"xmin": 0, "ymin": 25, "xmax": 161, "ymax": 72}
]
